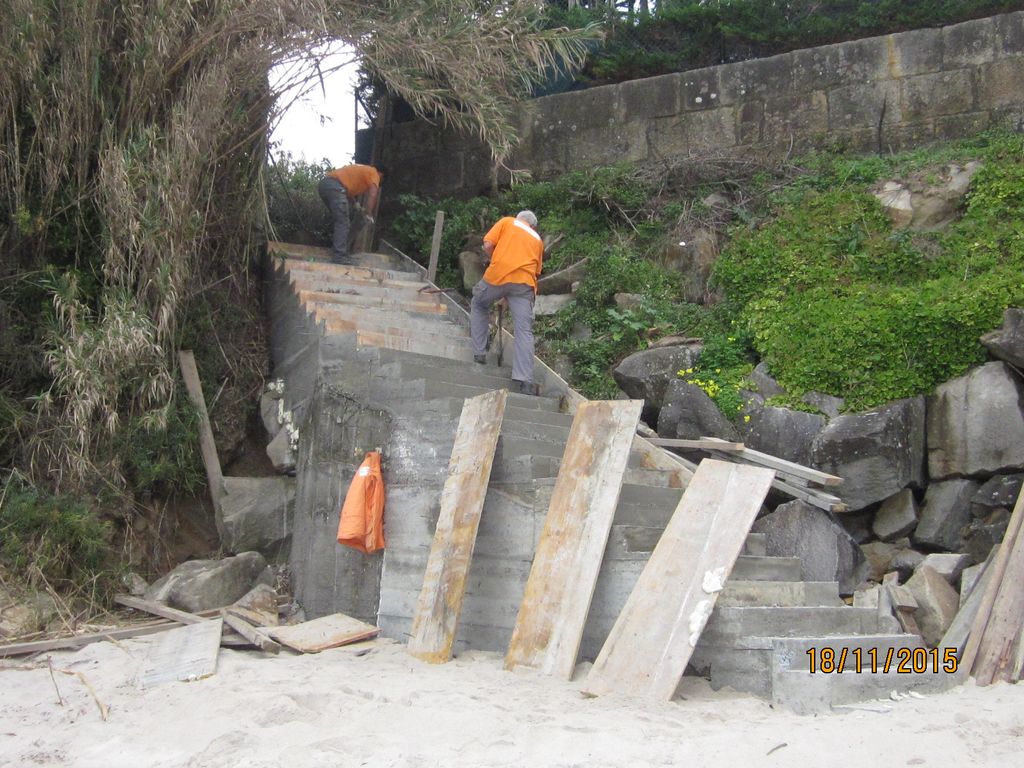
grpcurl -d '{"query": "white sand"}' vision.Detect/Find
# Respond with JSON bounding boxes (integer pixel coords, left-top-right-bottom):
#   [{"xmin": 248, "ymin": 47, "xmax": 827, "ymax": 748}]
[{"xmin": 2, "ymin": 636, "xmax": 1023, "ymax": 767}]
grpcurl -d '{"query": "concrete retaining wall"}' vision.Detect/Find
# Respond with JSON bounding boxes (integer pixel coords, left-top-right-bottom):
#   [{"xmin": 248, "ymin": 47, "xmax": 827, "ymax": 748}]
[{"xmin": 377, "ymin": 11, "xmax": 1024, "ymax": 202}]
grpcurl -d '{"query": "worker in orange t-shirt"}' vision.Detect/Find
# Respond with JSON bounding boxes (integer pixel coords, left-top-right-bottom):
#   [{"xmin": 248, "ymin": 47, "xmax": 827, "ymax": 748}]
[
  {"xmin": 317, "ymin": 164, "xmax": 382, "ymax": 265},
  {"xmin": 470, "ymin": 210, "xmax": 544, "ymax": 395}
]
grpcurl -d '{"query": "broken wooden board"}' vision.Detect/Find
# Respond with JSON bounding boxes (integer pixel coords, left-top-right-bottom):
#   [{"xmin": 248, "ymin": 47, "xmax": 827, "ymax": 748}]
[
  {"xmin": 583, "ymin": 459, "xmax": 776, "ymax": 701},
  {"xmin": 178, "ymin": 350, "xmax": 224, "ymax": 511},
  {"xmin": 407, "ymin": 389, "xmax": 508, "ymax": 663},
  {"xmin": 971, "ymin": 503, "xmax": 1024, "ymax": 685},
  {"xmin": 140, "ymin": 618, "xmax": 223, "ymax": 688},
  {"xmin": 505, "ymin": 399, "xmax": 643, "ymax": 679},
  {"xmin": 115, "ymin": 595, "xmax": 206, "ymax": 625},
  {"xmin": 268, "ymin": 613, "xmax": 380, "ymax": 653},
  {"xmin": 220, "ymin": 611, "xmax": 281, "ymax": 654},
  {"xmin": 940, "ymin": 553, "xmax": 994, "ymax": 656},
  {"xmin": 701, "ymin": 436, "xmax": 843, "ymax": 487}
]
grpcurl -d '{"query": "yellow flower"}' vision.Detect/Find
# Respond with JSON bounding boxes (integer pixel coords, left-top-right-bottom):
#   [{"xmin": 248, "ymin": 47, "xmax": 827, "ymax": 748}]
[{"xmin": 743, "ymin": 415, "xmax": 751, "ymax": 423}]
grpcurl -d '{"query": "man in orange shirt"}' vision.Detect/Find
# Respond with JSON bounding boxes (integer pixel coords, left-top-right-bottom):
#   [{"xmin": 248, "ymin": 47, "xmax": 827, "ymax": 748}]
[
  {"xmin": 470, "ymin": 210, "xmax": 544, "ymax": 395},
  {"xmin": 318, "ymin": 163, "xmax": 382, "ymax": 264}
]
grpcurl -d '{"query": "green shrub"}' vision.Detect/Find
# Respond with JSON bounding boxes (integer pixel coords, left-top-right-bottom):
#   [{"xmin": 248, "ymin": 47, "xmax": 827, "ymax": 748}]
[
  {"xmin": 0, "ymin": 475, "xmax": 115, "ymax": 590},
  {"xmin": 265, "ymin": 153, "xmax": 333, "ymax": 244}
]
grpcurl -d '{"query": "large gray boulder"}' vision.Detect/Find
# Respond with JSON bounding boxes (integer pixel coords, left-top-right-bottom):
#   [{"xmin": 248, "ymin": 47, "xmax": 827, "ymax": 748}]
[
  {"xmin": 458, "ymin": 250, "xmax": 487, "ymax": 291},
  {"xmin": 872, "ymin": 488, "xmax": 919, "ymax": 541},
  {"xmin": 906, "ymin": 566, "xmax": 960, "ymax": 647},
  {"xmin": 971, "ymin": 473, "xmax": 1024, "ymax": 517},
  {"xmin": 913, "ymin": 478, "xmax": 980, "ymax": 552},
  {"xmin": 613, "ymin": 345, "xmax": 702, "ymax": 424},
  {"xmin": 657, "ymin": 379, "xmax": 739, "ymax": 441},
  {"xmin": 744, "ymin": 362, "xmax": 785, "ymax": 399},
  {"xmin": 980, "ymin": 308, "xmax": 1024, "ymax": 368},
  {"xmin": 742, "ymin": 404, "xmax": 825, "ymax": 467},
  {"xmin": 144, "ymin": 551, "xmax": 273, "ymax": 613},
  {"xmin": 927, "ymin": 362, "xmax": 1024, "ymax": 480},
  {"xmin": 218, "ymin": 476, "xmax": 295, "ymax": 558},
  {"xmin": 537, "ymin": 259, "xmax": 588, "ymax": 295},
  {"xmin": 809, "ymin": 397, "xmax": 925, "ymax": 512},
  {"xmin": 751, "ymin": 500, "xmax": 869, "ymax": 596}
]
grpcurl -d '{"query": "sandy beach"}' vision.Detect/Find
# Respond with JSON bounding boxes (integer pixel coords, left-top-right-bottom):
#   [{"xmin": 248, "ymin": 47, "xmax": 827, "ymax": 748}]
[{"xmin": 2, "ymin": 634, "xmax": 1022, "ymax": 768}]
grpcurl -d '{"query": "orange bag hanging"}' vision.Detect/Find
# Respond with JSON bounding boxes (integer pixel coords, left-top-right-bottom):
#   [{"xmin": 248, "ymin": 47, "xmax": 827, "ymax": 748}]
[{"xmin": 336, "ymin": 451, "xmax": 385, "ymax": 553}]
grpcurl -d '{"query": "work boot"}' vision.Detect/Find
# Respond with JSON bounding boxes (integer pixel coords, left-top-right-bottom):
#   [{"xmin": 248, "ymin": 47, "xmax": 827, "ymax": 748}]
[
  {"xmin": 512, "ymin": 380, "xmax": 539, "ymax": 396},
  {"xmin": 473, "ymin": 354, "xmax": 486, "ymax": 365}
]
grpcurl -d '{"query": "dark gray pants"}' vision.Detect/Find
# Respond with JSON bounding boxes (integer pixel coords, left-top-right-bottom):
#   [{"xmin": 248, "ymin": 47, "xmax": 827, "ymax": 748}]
[
  {"xmin": 317, "ymin": 176, "xmax": 351, "ymax": 264},
  {"xmin": 470, "ymin": 280, "xmax": 536, "ymax": 384}
]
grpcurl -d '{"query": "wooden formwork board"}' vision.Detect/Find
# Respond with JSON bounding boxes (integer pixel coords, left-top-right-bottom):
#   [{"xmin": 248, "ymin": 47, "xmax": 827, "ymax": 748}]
[
  {"xmin": 583, "ymin": 459, "xmax": 775, "ymax": 701},
  {"xmin": 407, "ymin": 390, "xmax": 508, "ymax": 663},
  {"xmin": 504, "ymin": 400, "xmax": 643, "ymax": 679}
]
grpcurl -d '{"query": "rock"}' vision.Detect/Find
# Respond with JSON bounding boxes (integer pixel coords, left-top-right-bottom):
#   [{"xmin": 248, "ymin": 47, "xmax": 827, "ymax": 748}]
[
  {"xmin": 260, "ymin": 389, "xmax": 282, "ymax": 438},
  {"xmin": 656, "ymin": 228, "xmax": 720, "ymax": 304},
  {"xmin": 613, "ymin": 344, "xmax": 703, "ymax": 424},
  {"xmin": 873, "ymin": 489, "xmax": 919, "ymax": 541},
  {"xmin": 570, "ymin": 322, "xmax": 592, "ymax": 341},
  {"xmin": 891, "ymin": 547, "xmax": 926, "ymax": 582},
  {"xmin": 839, "ymin": 509, "xmax": 875, "ymax": 545},
  {"xmin": 218, "ymin": 476, "xmax": 296, "ymax": 557},
  {"xmin": 458, "ymin": 250, "xmax": 487, "ymax": 291},
  {"xmin": 230, "ymin": 583, "xmax": 280, "ymax": 627},
  {"xmin": 533, "ymin": 294, "xmax": 574, "ymax": 316},
  {"xmin": 918, "ymin": 553, "xmax": 970, "ymax": 584},
  {"xmin": 649, "ymin": 335, "xmax": 703, "ymax": 349},
  {"xmin": 913, "ymin": 478, "xmax": 980, "ymax": 552},
  {"xmin": 742, "ymin": 404, "xmax": 825, "ymax": 467},
  {"xmin": 144, "ymin": 551, "xmax": 273, "ymax": 613},
  {"xmin": 751, "ymin": 500, "xmax": 869, "ymax": 596},
  {"xmin": 657, "ymin": 379, "xmax": 739, "ymax": 442},
  {"xmin": 874, "ymin": 162, "xmax": 981, "ymax": 232},
  {"xmin": 266, "ymin": 428, "xmax": 296, "ymax": 474},
  {"xmin": 959, "ymin": 562, "xmax": 986, "ymax": 607},
  {"xmin": 971, "ymin": 473, "xmax": 1024, "ymax": 517},
  {"xmin": 962, "ymin": 507, "xmax": 1010, "ymax": 565},
  {"xmin": 906, "ymin": 566, "xmax": 960, "ymax": 647},
  {"xmin": 875, "ymin": 181, "xmax": 913, "ymax": 228},
  {"xmin": 537, "ymin": 259, "xmax": 587, "ymax": 295},
  {"xmin": 980, "ymin": 308, "xmax": 1024, "ymax": 368},
  {"xmin": 809, "ymin": 397, "xmax": 926, "ymax": 512},
  {"xmin": 745, "ymin": 362, "xmax": 786, "ymax": 399},
  {"xmin": 927, "ymin": 361, "xmax": 1024, "ymax": 480},
  {"xmin": 802, "ymin": 391, "xmax": 845, "ymax": 419},
  {"xmin": 613, "ymin": 292, "xmax": 645, "ymax": 310},
  {"xmin": 853, "ymin": 584, "xmax": 881, "ymax": 609},
  {"xmin": 122, "ymin": 572, "xmax": 150, "ymax": 597},
  {"xmin": 861, "ymin": 541, "xmax": 901, "ymax": 583}
]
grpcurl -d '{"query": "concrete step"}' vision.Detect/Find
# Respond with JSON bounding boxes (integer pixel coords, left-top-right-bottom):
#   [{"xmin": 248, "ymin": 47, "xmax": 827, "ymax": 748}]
[
  {"xmin": 320, "ymin": 314, "xmax": 470, "ymax": 345},
  {"xmin": 350, "ymin": 333, "xmax": 476, "ymax": 363},
  {"xmin": 280, "ymin": 256, "xmax": 422, "ymax": 284},
  {"xmin": 389, "ymin": 378, "xmax": 562, "ymax": 412},
  {"xmin": 382, "ymin": 359, "xmax": 515, "ymax": 392},
  {"xmin": 622, "ymin": 467, "xmax": 686, "ymax": 488},
  {"xmin": 700, "ymin": 606, "xmax": 880, "ymax": 647},
  {"xmin": 297, "ymin": 283, "xmax": 441, "ymax": 305},
  {"xmin": 731, "ymin": 555, "xmax": 803, "ymax": 581},
  {"xmin": 288, "ymin": 271, "xmax": 428, "ymax": 292},
  {"xmin": 299, "ymin": 288, "xmax": 448, "ymax": 315},
  {"xmin": 717, "ymin": 580, "xmax": 843, "ymax": 608},
  {"xmin": 371, "ymin": 347, "xmax": 514, "ymax": 379},
  {"xmin": 310, "ymin": 303, "xmax": 469, "ymax": 337}
]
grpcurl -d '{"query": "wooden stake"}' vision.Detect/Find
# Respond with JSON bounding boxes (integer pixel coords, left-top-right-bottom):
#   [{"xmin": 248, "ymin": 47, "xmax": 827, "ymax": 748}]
[
  {"xmin": 178, "ymin": 350, "xmax": 224, "ymax": 511},
  {"xmin": 426, "ymin": 210, "xmax": 445, "ymax": 285}
]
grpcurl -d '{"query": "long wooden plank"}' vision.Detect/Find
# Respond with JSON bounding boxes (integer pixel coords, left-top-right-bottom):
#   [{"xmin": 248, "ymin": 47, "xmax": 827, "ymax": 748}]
[
  {"xmin": 940, "ymin": 553, "xmax": 994, "ymax": 657},
  {"xmin": 647, "ymin": 437, "xmax": 745, "ymax": 451},
  {"xmin": 268, "ymin": 613, "xmax": 380, "ymax": 653},
  {"xmin": 972, "ymin": 502, "xmax": 1024, "ymax": 685},
  {"xmin": 583, "ymin": 459, "xmax": 776, "ymax": 700},
  {"xmin": 962, "ymin": 484, "xmax": 1024, "ymax": 675},
  {"xmin": 0, "ymin": 620, "xmax": 187, "ymax": 657},
  {"xmin": 426, "ymin": 210, "xmax": 445, "ymax": 285},
  {"xmin": 140, "ymin": 619, "xmax": 223, "ymax": 688},
  {"xmin": 505, "ymin": 400, "xmax": 643, "ymax": 679},
  {"xmin": 115, "ymin": 595, "xmax": 206, "ymax": 625},
  {"xmin": 178, "ymin": 350, "xmax": 224, "ymax": 510},
  {"xmin": 701, "ymin": 436, "xmax": 843, "ymax": 487},
  {"xmin": 407, "ymin": 390, "xmax": 508, "ymax": 663}
]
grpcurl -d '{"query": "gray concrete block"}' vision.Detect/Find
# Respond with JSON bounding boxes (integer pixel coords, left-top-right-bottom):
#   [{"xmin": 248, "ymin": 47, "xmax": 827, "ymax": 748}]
[{"xmin": 717, "ymin": 581, "xmax": 843, "ymax": 608}]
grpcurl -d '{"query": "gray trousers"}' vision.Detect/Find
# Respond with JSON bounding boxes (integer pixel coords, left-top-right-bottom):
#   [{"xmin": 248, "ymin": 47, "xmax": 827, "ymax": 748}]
[
  {"xmin": 317, "ymin": 176, "xmax": 351, "ymax": 264},
  {"xmin": 470, "ymin": 280, "xmax": 536, "ymax": 384}
]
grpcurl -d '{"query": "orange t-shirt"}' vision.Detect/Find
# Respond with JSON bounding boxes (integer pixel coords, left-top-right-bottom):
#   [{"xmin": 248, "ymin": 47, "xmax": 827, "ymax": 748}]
[
  {"xmin": 481, "ymin": 217, "xmax": 544, "ymax": 291},
  {"xmin": 337, "ymin": 451, "xmax": 385, "ymax": 554},
  {"xmin": 326, "ymin": 165, "xmax": 382, "ymax": 198}
]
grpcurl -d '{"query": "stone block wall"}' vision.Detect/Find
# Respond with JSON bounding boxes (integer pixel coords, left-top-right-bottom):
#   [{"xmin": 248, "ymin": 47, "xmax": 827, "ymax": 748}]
[{"xmin": 376, "ymin": 11, "xmax": 1024, "ymax": 203}]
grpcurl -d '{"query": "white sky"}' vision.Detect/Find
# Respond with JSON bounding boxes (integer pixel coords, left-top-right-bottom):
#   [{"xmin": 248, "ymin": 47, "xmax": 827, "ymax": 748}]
[{"xmin": 269, "ymin": 49, "xmax": 362, "ymax": 166}]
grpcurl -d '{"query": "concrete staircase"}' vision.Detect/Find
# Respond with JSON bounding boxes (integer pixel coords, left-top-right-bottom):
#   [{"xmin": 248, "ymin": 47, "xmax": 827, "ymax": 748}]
[{"xmin": 266, "ymin": 243, "xmax": 955, "ymax": 713}]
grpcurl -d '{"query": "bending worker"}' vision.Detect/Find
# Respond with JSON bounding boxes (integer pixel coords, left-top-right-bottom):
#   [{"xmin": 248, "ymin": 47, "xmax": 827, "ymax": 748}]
[
  {"xmin": 470, "ymin": 210, "xmax": 544, "ymax": 396},
  {"xmin": 317, "ymin": 163, "xmax": 382, "ymax": 265}
]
